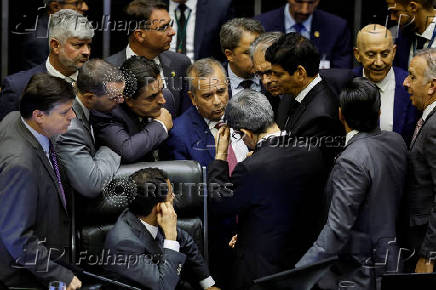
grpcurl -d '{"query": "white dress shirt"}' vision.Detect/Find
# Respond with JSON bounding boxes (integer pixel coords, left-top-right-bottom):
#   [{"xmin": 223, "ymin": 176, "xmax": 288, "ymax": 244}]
[
  {"xmin": 295, "ymin": 74, "xmax": 322, "ymax": 103},
  {"xmin": 21, "ymin": 117, "xmax": 51, "ymax": 163},
  {"xmin": 45, "ymin": 58, "xmax": 78, "ymax": 82},
  {"xmin": 284, "ymin": 3, "xmax": 312, "ymax": 40},
  {"xmin": 422, "ymin": 100, "xmax": 436, "ymax": 122},
  {"xmin": 363, "ymin": 67, "xmax": 395, "ymax": 131},
  {"xmin": 345, "ymin": 129, "xmax": 360, "ymax": 146},
  {"xmin": 227, "ymin": 64, "xmax": 261, "ymax": 97},
  {"xmin": 169, "ymin": 0, "xmax": 197, "ymax": 61}
]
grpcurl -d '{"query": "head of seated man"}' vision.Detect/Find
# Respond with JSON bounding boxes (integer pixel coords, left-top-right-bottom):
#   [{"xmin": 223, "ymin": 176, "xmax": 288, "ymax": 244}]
[
  {"xmin": 48, "ymin": 9, "xmax": 94, "ymax": 77},
  {"xmin": 250, "ymin": 32, "xmax": 284, "ymax": 96},
  {"xmin": 220, "ymin": 18, "xmax": 265, "ymax": 79},
  {"xmin": 76, "ymin": 59, "xmax": 125, "ymax": 113},
  {"xmin": 187, "ymin": 58, "xmax": 229, "ymax": 122},
  {"xmin": 224, "ymin": 89, "xmax": 279, "ymax": 151},
  {"xmin": 339, "ymin": 77, "xmax": 381, "ymax": 133},
  {"xmin": 46, "ymin": 0, "xmax": 89, "ymax": 15},
  {"xmin": 20, "ymin": 73, "xmax": 76, "ymax": 137},
  {"xmin": 354, "ymin": 24, "xmax": 396, "ymax": 83},
  {"xmin": 387, "ymin": 0, "xmax": 435, "ymax": 33},
  {"xmin": 121, "ymin": 56, "xmax": 166, "ymax": 119},
  {"xmin": 288, "ymin": 0, "xmax": 320, "ymax": 24},
  {"xmin": 265, "ymin": 32, "xmax": 320, "ymax": 96}
]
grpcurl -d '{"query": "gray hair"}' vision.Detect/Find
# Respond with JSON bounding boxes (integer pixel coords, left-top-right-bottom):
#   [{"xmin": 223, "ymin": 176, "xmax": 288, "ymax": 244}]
[
  {"xmin": 48, "ymin": 9, "xmax": 94, "ymax": 45},
  {"xmin": 250, "ymin": 31, "xmax": 284, "ymax": 61},
  {"xmin": 416, "ymin": 48, "xmax": 436, "ymax": 83},
  {"xmin": 225, "ymin": 89, "xmax": 274, "ymax": 134},
  {"xmin": 77, "ymin": 59, "xmax": 124, "ymax": 96},
  {"xmin": 187, "ymin": 58, "xmax": 227, "ymax": 92},
  {"xmin": 220, "ymin": 18, "xmax": 265, "ymax": 53}
]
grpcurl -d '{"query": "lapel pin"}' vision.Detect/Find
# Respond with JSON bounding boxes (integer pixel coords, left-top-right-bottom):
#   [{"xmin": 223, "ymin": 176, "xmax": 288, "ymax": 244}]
[
  {"xmin": 171, "ymin": 71, "xmax": 176, "ymax": 77},
  {"xmin": 314, "ymin": 31, "xmax": 320, "ymax": 38}
]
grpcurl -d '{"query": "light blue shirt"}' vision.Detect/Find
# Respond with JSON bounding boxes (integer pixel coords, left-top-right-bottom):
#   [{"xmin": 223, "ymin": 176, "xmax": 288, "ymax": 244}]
[{"xmin": 284, "ymin": 3, "xmax": 312, "ymax": 40}]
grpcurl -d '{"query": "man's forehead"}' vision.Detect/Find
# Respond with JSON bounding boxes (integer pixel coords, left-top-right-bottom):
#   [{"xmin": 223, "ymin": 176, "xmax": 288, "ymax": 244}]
[
  {"xmin": 149, "ymin": 9, "xmax": 170, "ymax": 22},
  {"xmin": 67, "ymin": 37, "xmax": 92, "ymax": 43}
]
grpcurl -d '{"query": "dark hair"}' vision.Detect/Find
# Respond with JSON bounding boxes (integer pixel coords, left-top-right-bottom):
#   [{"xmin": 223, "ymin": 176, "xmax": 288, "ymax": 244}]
[
  {"xmin": 220, "ymin": 18, "xmax": 265, "ymax": 53},
  {"xmin": 265, "ymin": 32, "xmax": 320, "ymax": 77},
  {"xmin": 129, "ymin": 168, "xmax": 169, "ymax": 217},
  {"xmin": 77, "ymin": 59, "xmax": 124, "ymax": 96},
  {"xmin": 396, "ymin": 0, "xmax": 434, "ymax": 9},
  {"xmin": 20, "ymin": 73, "xmax": 75, "ymax": 119},
  {"xmin": 126, "ymin": 0, "xmax": 168, "ymax": 33},
  {"xmin": 120, "ymin": 56, "xmax": 160, "ymax": 100},
  {"xmin": 340, "ymin": 77, "xmax": 381, "ymax": 132}
]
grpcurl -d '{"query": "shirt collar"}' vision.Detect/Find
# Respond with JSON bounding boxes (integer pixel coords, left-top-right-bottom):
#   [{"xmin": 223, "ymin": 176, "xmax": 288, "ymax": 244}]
[
  {"xmin": 422, "ymin": 100, "xmax": 436, "ymax": 121},
  {"xmin": 345, "ymin": 129, "xmax": 360, "ymax": 146},
  {"xmin": 173, "ymin": 0, "xmax": 197, "ymax": 11},
  {"xmin": 257, "ymin": 130, "xmax": 286, "ymax": 145},
  {"xmin": 227, "ymin": 63, "xmax": 260, "ymax": 90},
  {"xmin": 21, "ymin": 117, "xmax": 50, "ymax": 154},
  {"xmin": 204, "ymin": 117, "xmax": 223, "ymax": 131},
  {"xmin": 45, "ymin": 58, "xmax": 78, "ymax": 81},
  {"xmin": 363, "ymin": 67, "xmax": 394, "ymax": 93},
  {"xmin": 75, "ymin": 96, "xmax": 90, "ymax": 121},
  {"xmin": 126, "ymin": 44, "xmax": 161, "ymax": 66},
  {"xmin": 295, "ymin": 74, "xmax": 322, "ymax": 103},
  {"xmin": 418, "ymin": 18, "xmax": 436, "ymax": 41},
  {"xmin": 284, "ymin": 3, "xmax": 313, "ymax": 33},
  {"xmin": 139, "ymin": 219, "xmax": 159, "ymax": 239}
]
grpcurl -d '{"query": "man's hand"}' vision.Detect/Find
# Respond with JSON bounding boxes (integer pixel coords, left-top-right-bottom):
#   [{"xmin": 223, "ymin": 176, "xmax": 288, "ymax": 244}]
[
  {"xmin": 155, "ymin": 108, "xmax": 173, "ymax": 131},
  {"xmin": 206, "ymin": 287, "xmax": 221, "ymax": 290},
  {"xmin": 415, "ymin": 257, "xmax": 434, "ymax": 273},
  {"xmin": 157, "ymin": 202, "xmax": 177, "ymax": 241},
  {"xmin": 215, "ymin": 126, "xmax": 230, "ymax": 161},
  {"xmin": 229, "ymin": 234, "xmax": 238, "ymax": 248},
  {"xmin": 67, "ymin": 276, "xmax": 82, "ymax": 290}
]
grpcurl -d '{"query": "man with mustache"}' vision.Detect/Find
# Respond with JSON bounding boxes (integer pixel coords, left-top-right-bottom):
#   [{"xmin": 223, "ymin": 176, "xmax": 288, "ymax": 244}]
[
  {"xmin": 0, "ymin": 9, "xmax": 94, "ymax": 121},
  {"xmin": 255, "ymin": 0, "xmax": 352, "ymax": 69},
  {"xmin": 0, "ymin": 74, "xmax": 79, "ymax": 289},
  {"xmin": 353, "ymin": 24, "xmax": 417, "ymax": 144}
]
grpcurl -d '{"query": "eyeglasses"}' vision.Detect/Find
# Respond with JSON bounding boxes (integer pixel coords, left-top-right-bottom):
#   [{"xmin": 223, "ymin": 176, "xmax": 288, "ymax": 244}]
[
  {"xmin": 232, "ymin": 129, "xmax": 245, "ymax": 141},
  {"xmin": 255, "ymin": 69, "xmax": 273, "ymax": 78},
  {"xmin": 144, "ymin": 19, "xmax": 174, "ymax": 32}
]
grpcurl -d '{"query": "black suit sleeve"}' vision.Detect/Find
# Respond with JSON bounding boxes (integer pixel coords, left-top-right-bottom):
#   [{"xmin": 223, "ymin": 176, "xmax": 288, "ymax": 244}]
[{"xmin": 0, "ymin": 78, "xmax": 20, "ymax": 121}]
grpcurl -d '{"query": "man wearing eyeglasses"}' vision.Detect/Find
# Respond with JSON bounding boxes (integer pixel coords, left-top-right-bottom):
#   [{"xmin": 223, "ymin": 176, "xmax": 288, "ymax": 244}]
[
  {"xmin": 106, "ymin": 0, "xmax": 192, "ymax": 117},
  {"xmin": 55, "ymin": 59, "xmax": 125, "ymax": 198},
  {"xmin": 255, "ymin": 0, "xmax": 352, "ymax": 69}
]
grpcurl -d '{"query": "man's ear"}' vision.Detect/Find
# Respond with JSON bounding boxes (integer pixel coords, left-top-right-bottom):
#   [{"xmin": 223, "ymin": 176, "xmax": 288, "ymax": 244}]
[
  {"xmin": 353, "ymin": 47, "xmax": 361, "ymax": 63},
  {"xmin": 428, "ymin": 78, "xmax": 436, "ymax": 95},
  {"xmin": 224, "ymin": 49, "xmax": 234, "ymax": 62},
  {"xmin": 296, "ymin": 65, "xmax": 307, "ymax": 81},
  {"xmin": 240, "ymin": 128, "xmax": 254, "ymax": 142},
  {"xmin": 32, "ymin": 110, "xmax": 46, "ymax": 124},
  {"xmin": 49, "ymin": 38, "xmax": 61, "ymax": 54},
  {"xmin": 392, "ymin": 44, "xmax": 397, "ymax": 59},
  {"xmin": 133, "ymin": 30, "xmax": 145, "ymax": 43},
  {"xmin": 48, "ymin": 1, "xmax": 62, "ymax": 14},
  {"xmin": 188, "ymin": 91, "xmax": 197, "ymax": 106},
  {"xmin": 408, "ymin": 1, "xmax": 419, "ymax": 13}
]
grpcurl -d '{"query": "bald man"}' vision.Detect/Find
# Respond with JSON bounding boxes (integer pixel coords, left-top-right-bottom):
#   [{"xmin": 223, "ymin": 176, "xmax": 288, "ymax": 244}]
[{"xmin": 353, "ymin": 24, "xmax": 417, "ymax": 144}]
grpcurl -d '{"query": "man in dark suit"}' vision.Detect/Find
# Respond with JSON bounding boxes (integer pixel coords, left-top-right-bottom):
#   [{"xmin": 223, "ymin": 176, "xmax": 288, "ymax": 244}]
[
  {"xmin": 14, "ymin": 0, "xmax": 89, "ymax": 72},
  {"xmin": 296, "ymin": 78, "xmax": 408, "ymax": 289},
  {"xmin": 0, "ymin": 9, "xmax": 94, "ymax": 121},
  {"xmin": 255, "ymin": 0, "xmax": 352, "ymax": 69},
  {"xmin": 387, "ymin": 0, "xmax": 436, "ymax": 71},
  {"xmin": 0, "ymin": 74, "xmax": 80, "ymax": 288},
  {"xmin": 104, "ymin": 168, "xmax": 219, "ymax": 289},
  {"xmin": 105, "ymin": 0, "xmax": 192, "ymax": 116},
  {"xmin": 208, "ymin": 90, "xmax": 327, "ymax": 289},
  {"xmin": 220, "ymin": 18, "xmax": 265, "ymax": 98},
  {"xmin": 93, "ymin": 56, "xmax": 174, "ymax": 164},
  {"xmin": 403, "ymin": 48, "xmax": 436, "ymax": 273},
  {"xmin": 265, "ymin": 32, "xmax": 345, "ymax": 165},
  {"xmin": 354, "ymin": 24, "xmax": 417, "ymax": 144},
  {"xmin": 165, "ymin": 0, "xmax": 232, "ymax": 61},
  {"xmin": 55, "ymin": 59, "xmax": 124, "ymax": 198}
]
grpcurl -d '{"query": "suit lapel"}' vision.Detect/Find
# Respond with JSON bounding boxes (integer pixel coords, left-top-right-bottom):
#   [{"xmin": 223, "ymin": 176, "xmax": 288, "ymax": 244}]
[
  {"xmin": 72, "ymin": 100, "xmax": 95, "ymax": 149},
  {"xmin": 190, "ymin": 108, "xmax": 215, "ymax": 159},
  {"xmin": 288, "ymin": 82, "xmax": 324, "ymax": 130},
  {"xmin": 159, "ymin": 52, "xmax": 172, "ymax": 79},
  {"xmin": 310, "ymin": 11, "xmax": 321, "ymax": 50},
  {"xmin": 410, "ymin": 107, "xmax": 436, "ymax": 149},
  {"xmin": 126, "ymin": 212, "xmax": 163, "ymax": 254}
]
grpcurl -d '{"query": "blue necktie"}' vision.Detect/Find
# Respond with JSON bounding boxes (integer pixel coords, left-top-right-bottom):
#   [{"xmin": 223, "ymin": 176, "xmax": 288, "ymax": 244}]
[{"xmin": 293, "ymin": 23, "xmax": 305, "ymax": 34}]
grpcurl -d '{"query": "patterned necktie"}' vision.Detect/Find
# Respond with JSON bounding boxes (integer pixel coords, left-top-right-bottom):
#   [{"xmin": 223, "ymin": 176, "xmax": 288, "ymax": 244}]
[
  {"xmin": 293, "ymin": 23, "xmax": 305, "ymax": 34},
  {"xmin": 49, "ymin": 142, "xmax": 67, "ymax": 209},
  {"xmin": 411, "ymin": 118, "xmax": 424, "ymax": 144},
  {"xmin": 176, "ymin": 3, "xmax": 188, "ymax": 54},
  {"xmin": 239, "ymin": 80, "xmax": 253, "ymax": 90}
]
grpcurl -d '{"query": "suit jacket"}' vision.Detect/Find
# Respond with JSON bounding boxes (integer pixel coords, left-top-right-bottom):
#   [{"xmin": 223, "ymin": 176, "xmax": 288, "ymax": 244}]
[
  {"xmin": 393, "ymin": 28, "xmax": 414, "ymax": 72},
  {"xmin": 255, "ymin": 8, "xmax": 353, "ymax": 69},
  {"xmin": 296, "ymin": 129, "xmax": 408, "ymax": 288},
  {"xmin": 406, "ymin": 106, "xmax": 436, "ymax": 257},
  {"xmin": 0, "ymin": 112, "xmax": 74, "ymax": 287},
  {"xmin": 318, "ymin": 68, "xmax": 354, "ymax": 97},
  {"xmin": 55, "ymin": 99, "xmax": 121, "ymax": 197},
  {"xmin": 207, "ymin": 134, "xmax": 327, "ymax": 289},
  {"xmin": 104, "ymin": 209, "xmax": 210, "ymax": 289},
  {"xmin": 276, "ymin": 79, "xmax": 345, "ymax": 165},
  {"xmin": 0, "ymin": 63, "xmax": 47, "ymax": 121},
  {"xmin": 92, "ymin": 102, "xmax": 169, "ymax": 164},
  {"xmin": 105, "ymin": 49, "xmax": 192, "ymax": 116},
  {"xmin": 353, "ymin": 66, "xmax": 417, "ymax": 144},
  {"xmin": 163, "ymin": 106, "xmax": 215, "ymax": 167}
]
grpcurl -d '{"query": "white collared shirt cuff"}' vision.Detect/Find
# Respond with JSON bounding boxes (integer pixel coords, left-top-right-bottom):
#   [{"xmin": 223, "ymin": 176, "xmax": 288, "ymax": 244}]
[
  {"xmin": 163, "ymin": 239, "xmax": 180, "ymax": 252},
  {"xmin": 154, "ymin": 119, "xmax": 169, "ymax": 134},
  {"xmin": 199, "ymin": 276, "xmax": 215, "ymax": 289}
]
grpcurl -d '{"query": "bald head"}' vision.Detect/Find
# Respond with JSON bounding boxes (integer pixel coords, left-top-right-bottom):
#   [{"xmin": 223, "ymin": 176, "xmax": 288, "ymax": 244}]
[{"xmin": 354, "ymin": 24, "xmax": 396, "ymax": 83}]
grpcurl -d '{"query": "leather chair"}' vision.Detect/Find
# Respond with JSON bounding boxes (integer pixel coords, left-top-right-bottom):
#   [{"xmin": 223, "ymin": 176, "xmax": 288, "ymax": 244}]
[{"xmin": 73, "ymin": 160, "xmax": 208, "ymax": 277}]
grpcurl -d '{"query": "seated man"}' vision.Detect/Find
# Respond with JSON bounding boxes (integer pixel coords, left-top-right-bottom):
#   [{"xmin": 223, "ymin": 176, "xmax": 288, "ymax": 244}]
[
  {"xmin": 104, "ymin": 168, "xmax": 218, "ymax": 290},
  {"xmin": 164, "ymin": 58, "xmax": 248, "ymax": 169},
  {"xmin": 92, "ymin": 56, "xmax": 174, "ymax": 164},
  {"xmin": 55, "ymin": 59, "xmax": 125, "ymax": 197},
  {"xmin": 296, "ymin": 78, "xmax": 408, "ymax": 289},
  {"xmin": 354, "ymin": 24, "xmax": 417, "ymax": 144},
  {"xmin": 208, "ymin": 89, "xmax": 327, "ymax": 289}
]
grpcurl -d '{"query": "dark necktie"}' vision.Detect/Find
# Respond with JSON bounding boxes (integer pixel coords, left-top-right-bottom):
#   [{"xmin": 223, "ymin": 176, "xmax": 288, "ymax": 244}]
[
  {"xmin": 49, "ymin": 142, "xmax": 67, "ymax": 209},
  {"xmin": 416, "ymin": 35, "xmax": 427, "ymax": 50},
  {"xmin": 293, "ymin": 23, "xmax": 305, "ymax": 34},
  {"xmin": 239, "ymin": 80, "xmax": 253, "ymax": 90},
  {"xmin": 176, "ymin": 3, "xmax": 187, "ymax": 54},
  {"xmin": 284, "ymin": 99, "xmax": 301, "ymax": 130}
]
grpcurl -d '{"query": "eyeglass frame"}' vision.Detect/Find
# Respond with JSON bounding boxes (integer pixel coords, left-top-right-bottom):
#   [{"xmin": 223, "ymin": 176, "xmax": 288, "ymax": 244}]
[{"xmin": 142, "ymin": 19, "xmax": 175, "ymax": 32}]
